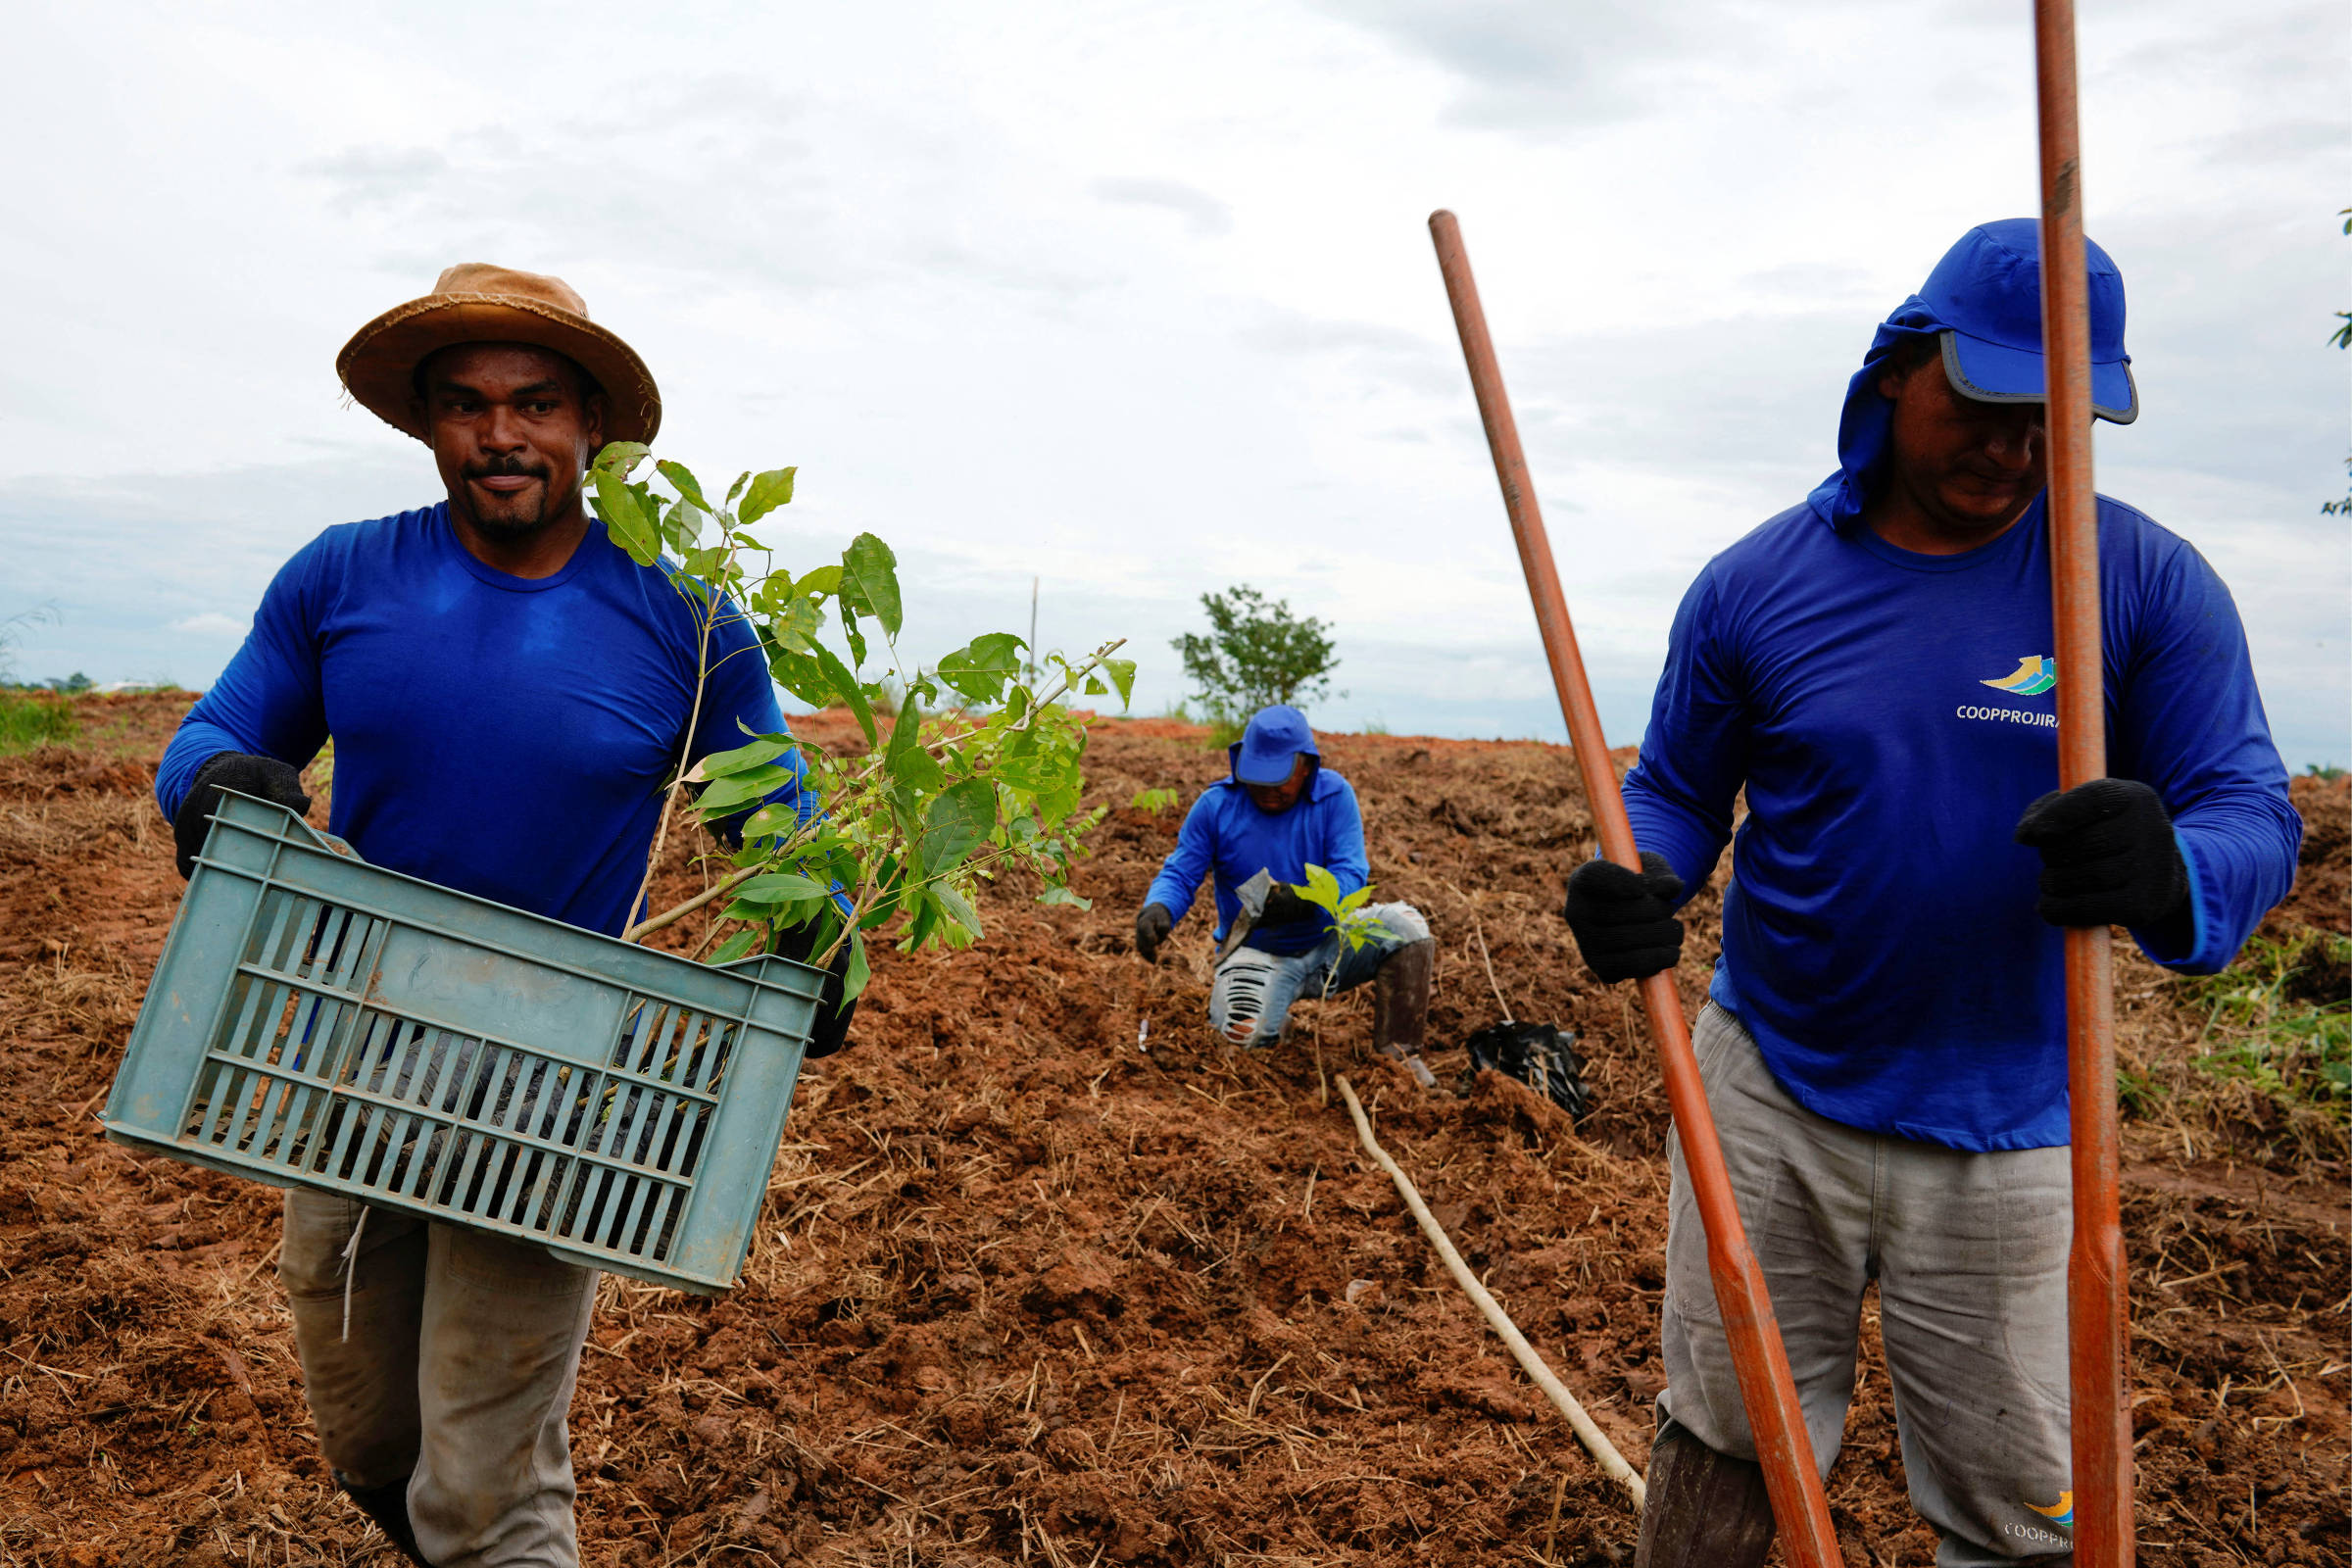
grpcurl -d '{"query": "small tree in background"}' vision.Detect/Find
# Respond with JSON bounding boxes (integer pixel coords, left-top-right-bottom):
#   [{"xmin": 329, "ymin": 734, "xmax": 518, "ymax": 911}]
[
  {"xmin": 2327, "ymin": 209, "xmax": 2349, "ymax": 516},
  {"xmin": 1173, "ymin": 584, "xmax": 1340, "ymax": 732}
]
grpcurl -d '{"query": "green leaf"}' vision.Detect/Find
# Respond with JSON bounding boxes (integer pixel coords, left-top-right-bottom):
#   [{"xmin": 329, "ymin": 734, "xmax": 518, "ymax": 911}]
[
  {"xmin": 1083, "ymin": 674, "xmax": 1107, "ymax": 696},
  {"xmin": 740, "ymin": 466, "xmax": 798, "ymax": 527},
  {"xmin": 588, "ymin": 469, "xmax": 660, "ymax": 564},
  {"xmin": 666, "ymin": 500, "xmax": 708, "ymax": 550},
  {"xmin": 796, "ymin": 564, "xmax": 842, "ymax": 598},
  {"xmin": 695, "ymin": 764, "xmax": 794, "ymax": 815},
  {"xmin": 1129, "ymin": 787, "xmax": 1180, "ymax": 813},
  {"xmin": 594, "ymin": 440, "xmax": 651, "ymax": 478},
  {"xmin": 920, "ymin": 778, "xmax": 996, "ymax": 876},
  {"xmin": 1038, "ymin": 884, "xmax": 1093, "ymax": 909},
  {"xmin": 702, "ymin": 733, "xmax": 794, "ymax": 778},
  {"xmin": 839, "ymin": 534, "xmax": 903, "ymax": 639},
  {"xmin": 708, "ymin": 929, "xmax": 761, "ymax": 964},
  {"xmin": 766, "ymin": 594, "xmax": 825, "ymax": 654},
  {"xmin": 1102, "ymin": 658, "xmax": 1137, "ymax": 708},
  {"xmin": 1300, "ymin": 863, "xmax": 1344, "ymax": 909},
  {"xmin": 991, "ymin": 753, "xmax": 1071, "ymax": 793},
  {"xmin": 732, "ymin": 871, "xmax": 831, "ymax": 904},
  {"xmin": 1338, "ymin": 887, "xmax": 1371, "ymax": 915},
  {"xmin": 655, "ymin": 460, "xmax": 711, "ymax": 514},
  {"xmin": 814, "ymin": 642, "xmax": 876, "ymax": 744},
  {"xmin": 739, "ymin": 802, "xmax": 802, "ymax": 841},
  {"xmin": 724, "ymin": 470, "xmax": 752, "ymax": 509},
  {"xmin": 936, "ymin": 632, "xmax": 1025, "ymax": 702},
  {"xmin": 884, "ymin": 690, "xmax": 946, "ymax": 791},
  {"xmin": 841, "ymin": 932, "xmax": 871, "ymax": 1002},
  {"xmin": 932, "ymin": 881, "xmax": 983, "ymax": 941}
]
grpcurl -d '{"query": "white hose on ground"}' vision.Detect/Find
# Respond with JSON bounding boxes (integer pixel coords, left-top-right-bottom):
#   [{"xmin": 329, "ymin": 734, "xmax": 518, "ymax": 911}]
[{"xmin": 1335, "ymin": 1073, "xmax": 1647, "ymax": 1510}]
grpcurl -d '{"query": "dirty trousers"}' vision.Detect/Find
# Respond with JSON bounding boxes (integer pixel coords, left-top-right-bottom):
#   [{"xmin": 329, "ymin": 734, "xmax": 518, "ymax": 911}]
[
  {"xmin": 1659, "ymin": 1004, "xmax": 2076, "ymax": 1566},
  {"xmin": 279, "ymin": 1189, "xmax": 598, "ymax": 1567},
  {"xmin": 1207, "ymin": 903, "xmax": 1430, "ymax": 1047}
]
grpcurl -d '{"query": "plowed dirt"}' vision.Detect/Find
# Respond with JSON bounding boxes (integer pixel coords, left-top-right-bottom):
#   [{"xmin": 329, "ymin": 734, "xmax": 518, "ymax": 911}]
[{"xmin": 0, "ymin": 695, "xmax": 2342, "ymax": 1566}]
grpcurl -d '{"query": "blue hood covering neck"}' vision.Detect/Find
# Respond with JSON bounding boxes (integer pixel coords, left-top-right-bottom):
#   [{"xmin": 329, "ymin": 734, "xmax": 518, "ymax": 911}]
[{"xmin": 1805, "ymin": 298, "xmax": 1948, "ymax": 533}]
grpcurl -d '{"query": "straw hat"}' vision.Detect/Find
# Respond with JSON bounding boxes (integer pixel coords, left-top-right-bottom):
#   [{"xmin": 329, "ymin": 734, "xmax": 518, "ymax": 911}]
[{"xmin": 336, "ymin": 263, "xmax": 662, "ymax": 444}]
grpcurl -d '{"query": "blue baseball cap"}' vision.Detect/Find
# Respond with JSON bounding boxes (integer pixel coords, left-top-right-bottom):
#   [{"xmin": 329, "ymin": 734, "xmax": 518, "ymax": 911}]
[
  {"xmin": 1921, "ymin": 218, "xmax": 2136, "ymax": 423},
  {"xmin": 1807, "ymin": 219, "xmax": 2136, "ymax": 531},
  {"xmin": 1230, "ymin": 705, "xmax": 1319, "ymax": 785}
]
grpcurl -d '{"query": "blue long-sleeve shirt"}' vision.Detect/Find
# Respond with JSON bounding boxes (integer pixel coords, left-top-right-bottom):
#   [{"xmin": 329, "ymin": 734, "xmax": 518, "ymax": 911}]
[
  {"xmin": 158, "ymin": 501, "xmax": 809, "ymax": 937},
  {"xmin": 1624, "ymin": 493, "xmax": 2299, "ymax": 1152},
  {"xmin": 1144, "ymin": 768, "xmax": 1369, "ymax": 955}
]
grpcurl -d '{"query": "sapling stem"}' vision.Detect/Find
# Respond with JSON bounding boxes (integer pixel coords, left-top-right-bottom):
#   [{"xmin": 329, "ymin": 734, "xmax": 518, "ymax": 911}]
[
  {"xmin": 623, "ymin": 527, "xmax": 740, "ymax": 945},
  {"xmin": 1017, "ymin": 638, "xmax": 1129, "ymax": 729},
  {"xmin": 621, "ymin": 862, "xmax": 762, "ymax": 943}
]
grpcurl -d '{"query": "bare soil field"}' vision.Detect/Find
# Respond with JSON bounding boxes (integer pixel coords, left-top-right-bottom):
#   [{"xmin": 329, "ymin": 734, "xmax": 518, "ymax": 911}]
[{"xmin": 0, "ymin": 694, "xmax": 2342, "ymax": 1565}]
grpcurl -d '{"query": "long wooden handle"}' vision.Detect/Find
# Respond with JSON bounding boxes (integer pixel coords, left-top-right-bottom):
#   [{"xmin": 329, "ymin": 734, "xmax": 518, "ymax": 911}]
[
  {"xmin": 1335, "ymin": 1075, "xmax": 1645, "ymax": 1507},
  {"xmin": 2032, "ymin": 2, "xmax": 2134, "ymax": 1559},
  {"xmin": 1427, "ymin": 209, "xmax": 1842, "ymax": 1566}
]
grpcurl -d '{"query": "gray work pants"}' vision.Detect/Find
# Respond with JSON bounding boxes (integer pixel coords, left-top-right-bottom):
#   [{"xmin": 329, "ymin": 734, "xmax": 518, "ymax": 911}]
[
  {"xmin": 1660, "ymin": 1004, "xmax": 2077, "ymax": 1565},
  {"xmin": 279, "ymin": 1189, "xmax": 598, "ymax": 1567}
]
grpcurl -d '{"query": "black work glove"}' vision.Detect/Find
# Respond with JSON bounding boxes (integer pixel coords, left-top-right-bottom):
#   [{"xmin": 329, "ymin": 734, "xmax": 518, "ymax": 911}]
[
  {"xmin": 1562, "ymin": 852, "xmax": 1686, "ymax": 984},
  {"xmin": 1134, "ymin": 902, "xmax": 1174, "ymax": 963},
  {"xmin": 2014, "ymin": 777, "xmax": 2189, "ymax": 933},
  {"xmin": 768, "ymin": 923, "xmax": 858, "ymax": 1058},
  {"xmin": 1258, "ymin": 885, "xmax": 1316, "ymax": 927},
  {"xmin": 173, "ymin": 752, "xmax": 312, "ymax": 879}
]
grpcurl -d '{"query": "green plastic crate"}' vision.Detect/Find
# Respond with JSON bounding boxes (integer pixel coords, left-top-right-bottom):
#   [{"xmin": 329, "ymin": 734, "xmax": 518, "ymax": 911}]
[{"xmin": 103, "ymin": 791, "xmax": 822, "ymax": 1293}]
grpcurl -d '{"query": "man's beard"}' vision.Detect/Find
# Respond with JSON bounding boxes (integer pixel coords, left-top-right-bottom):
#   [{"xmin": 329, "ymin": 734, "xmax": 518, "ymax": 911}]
[{"xmin": 463, "ymin": 462, "xmax": 571, "ymax": 538}]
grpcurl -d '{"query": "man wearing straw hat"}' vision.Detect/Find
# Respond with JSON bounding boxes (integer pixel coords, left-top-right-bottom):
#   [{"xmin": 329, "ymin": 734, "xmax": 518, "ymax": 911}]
[
  {"xmin": 1561, "ymin": 221, "xmax": 2299, "ymax": 1563},
  {"xmin": 154, "ymin": 266, "xmax": 851, "ymax": 1565}
]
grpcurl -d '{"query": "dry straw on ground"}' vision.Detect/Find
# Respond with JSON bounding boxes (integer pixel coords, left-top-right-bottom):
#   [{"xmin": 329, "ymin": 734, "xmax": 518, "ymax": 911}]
[{"xmin": 0, "ymin": 696, "xmax": 2341, "ymax": 1565}]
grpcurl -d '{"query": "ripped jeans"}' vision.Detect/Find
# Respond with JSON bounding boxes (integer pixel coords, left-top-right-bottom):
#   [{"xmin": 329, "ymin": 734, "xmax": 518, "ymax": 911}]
[{"xmin": 1206, "ymin": 903, "xmax": 1429, "ymax": 1047}]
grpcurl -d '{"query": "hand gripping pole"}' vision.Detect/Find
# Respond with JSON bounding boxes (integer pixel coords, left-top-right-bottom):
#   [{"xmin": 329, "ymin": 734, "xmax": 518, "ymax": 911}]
[
  {"xmin": 2033, "ymin": 0, "xmax": 2135, "ymax": 1558},
  {"xmin": 1427, "ymin": 210, "xmax": 1842, "ymax": 1568}
]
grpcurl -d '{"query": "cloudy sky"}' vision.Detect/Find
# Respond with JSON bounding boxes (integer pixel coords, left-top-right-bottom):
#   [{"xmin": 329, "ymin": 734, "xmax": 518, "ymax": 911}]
[{"xmin": 6, "ymin": 0, "xmax": 2345, "ymax": 766}]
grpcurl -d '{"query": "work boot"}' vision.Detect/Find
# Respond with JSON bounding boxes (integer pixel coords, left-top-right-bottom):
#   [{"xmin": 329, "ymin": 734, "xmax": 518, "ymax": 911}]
[
  {"xmin": 1372, "ymin": 937, "xmax": 1436, "ymax": 1083},
  {"xmin": 337, "ymin": 1472, "xmax": 432, "ymax": 1567},
  {"xmin": 1633, "ymin": 1420, "xmax": 1777, "ymax": 1568}
]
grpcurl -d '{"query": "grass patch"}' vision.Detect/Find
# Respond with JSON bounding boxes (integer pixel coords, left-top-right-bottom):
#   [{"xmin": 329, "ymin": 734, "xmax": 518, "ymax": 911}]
[
  {"xmin": 0, "ymin": 692, "xmax": 79, "ymax": 754},
  {"xmin": 2183, "ymin": 930, "xmax": 2350, "ymax": 1122}
]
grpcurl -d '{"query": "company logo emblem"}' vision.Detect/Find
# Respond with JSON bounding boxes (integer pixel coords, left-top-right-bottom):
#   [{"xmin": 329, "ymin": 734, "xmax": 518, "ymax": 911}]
[
  {"xmin": 1983, "ymin": 656, "xmax": 2057, "ymax": 696},
  {"xmin": 2026, "ymin": 1492, "xmax": 2075, "ymax": 1528}
]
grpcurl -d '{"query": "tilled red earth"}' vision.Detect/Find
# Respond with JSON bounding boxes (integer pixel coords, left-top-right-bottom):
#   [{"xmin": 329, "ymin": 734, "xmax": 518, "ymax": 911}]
[{"xmin": 0, "ymin": 695, "xmax": 2343, "ymax": 1565}]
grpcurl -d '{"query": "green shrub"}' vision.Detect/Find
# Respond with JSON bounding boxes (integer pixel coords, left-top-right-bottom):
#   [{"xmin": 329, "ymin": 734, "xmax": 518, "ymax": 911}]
[
  {"xmin": 0, "ymin": 692, "xmax": 79, "ymax": 754},
  {"xmin": 2184, "ymin": 931, "xmax": 2351, "ymax": 1120}
]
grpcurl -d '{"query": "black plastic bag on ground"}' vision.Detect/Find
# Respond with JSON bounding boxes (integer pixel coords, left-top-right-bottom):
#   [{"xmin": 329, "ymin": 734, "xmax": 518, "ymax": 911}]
[{"xmin": 1462, "ymin": 1021, "xmax": 1593, "ymax": 1121}]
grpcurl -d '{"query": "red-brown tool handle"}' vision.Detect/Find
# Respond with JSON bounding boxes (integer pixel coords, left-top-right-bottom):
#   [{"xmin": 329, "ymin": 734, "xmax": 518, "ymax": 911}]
[
  {"xmin": 1428, "ymin": 209, "xmax": 1843, "ymax": 1568},
  {"xmin": 2032, "ymin": 0, "xmax": 2134, "ymax": 1559}
]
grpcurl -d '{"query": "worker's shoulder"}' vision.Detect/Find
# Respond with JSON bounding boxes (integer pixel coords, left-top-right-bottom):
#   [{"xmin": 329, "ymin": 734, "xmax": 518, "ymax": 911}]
[
  {"xmin": 2091, "ymin": 491, "xmax": 2203, "ymax": 575},
  {"xmin": 1305, "ymin": 768, "xmax": 1357, "ymax": 811},
  {"xmin": 1712, "ymin": 502, "xmax": 1830, "ymax": 568},
  {"xmin": 1680, "ymin": 503, "xmax": 1835, "ymax": 606},
  {"xmin": 301, "ymin": 498, "xmax": 444, "ymax": 552},
  {"xmin": 268, "ymin": 501, "xmax": 446, "ymax": 590}
]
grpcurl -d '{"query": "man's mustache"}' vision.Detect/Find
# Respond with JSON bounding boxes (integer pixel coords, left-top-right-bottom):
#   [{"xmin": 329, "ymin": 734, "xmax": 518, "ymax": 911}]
[{"xmin": 463, "ymin": 461, "xmax": 553, "ymax": 481}]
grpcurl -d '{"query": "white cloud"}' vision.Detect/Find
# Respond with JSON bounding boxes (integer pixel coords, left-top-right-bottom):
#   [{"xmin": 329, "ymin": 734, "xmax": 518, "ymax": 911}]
[
  {"xmin": 169, "ymin": 612, "xmax": 249, "ymax": 637},
  {"xmin": 0, "ymin": 0, "xmax": 2342, "ymax": 765}
]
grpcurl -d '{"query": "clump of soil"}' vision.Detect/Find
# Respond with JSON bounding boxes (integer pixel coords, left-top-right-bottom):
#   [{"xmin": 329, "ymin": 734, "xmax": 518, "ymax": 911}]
[{"xmin": 0, "ymin": 695, "xmax": 2342, "ymax": 1565}]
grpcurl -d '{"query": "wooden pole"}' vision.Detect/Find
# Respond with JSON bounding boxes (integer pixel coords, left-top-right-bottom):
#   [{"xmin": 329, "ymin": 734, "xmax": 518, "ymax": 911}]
[
  {"xmin": 1427, "ymin": 210, "xmax": 1841, "ymax": 1566},
  {"xmin": 2032, "ymin": 1, "xmax": 2133, "ymax": 1558}
]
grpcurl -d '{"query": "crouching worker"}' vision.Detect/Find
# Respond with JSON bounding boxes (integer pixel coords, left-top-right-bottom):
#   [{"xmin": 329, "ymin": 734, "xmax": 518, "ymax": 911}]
[
  {"xmin": 155, "ymin": 265, "xmax": 855, "ymax": 1568},
  {"xmin": 1132, "ymin": 707, "xmax": 1434, "ymax": 1068}
]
